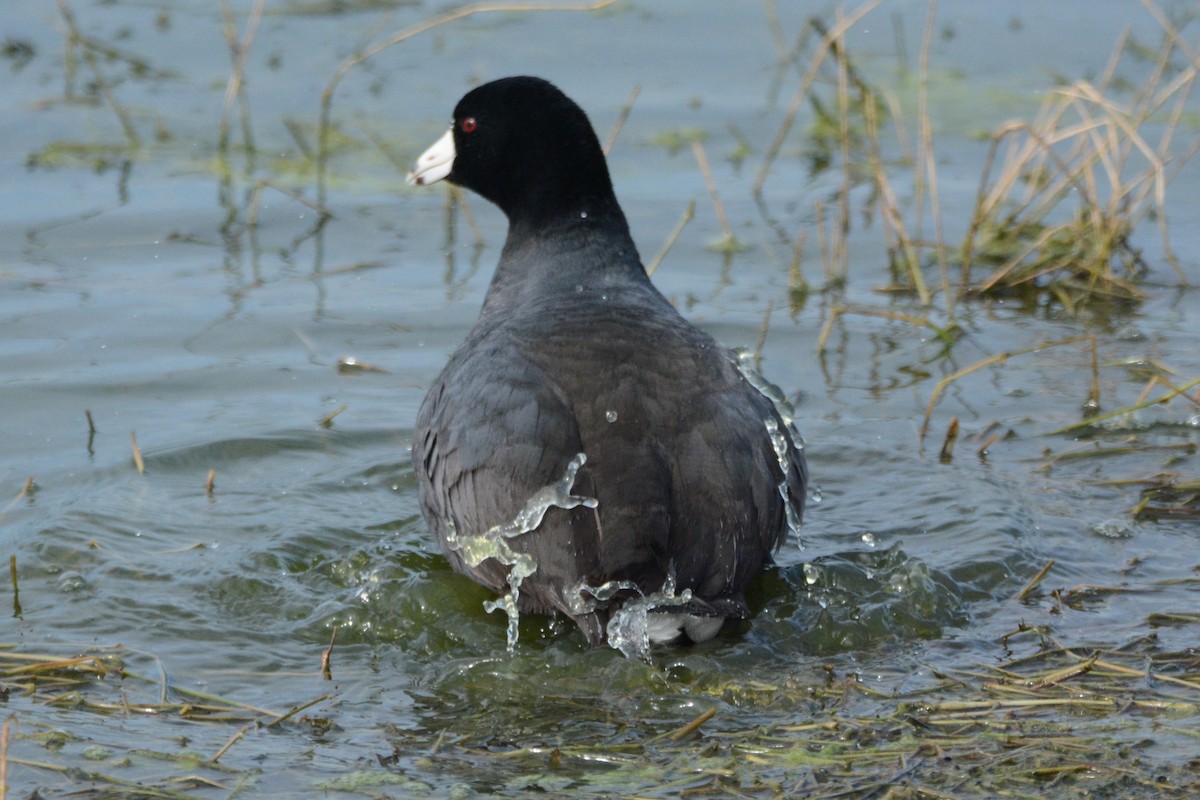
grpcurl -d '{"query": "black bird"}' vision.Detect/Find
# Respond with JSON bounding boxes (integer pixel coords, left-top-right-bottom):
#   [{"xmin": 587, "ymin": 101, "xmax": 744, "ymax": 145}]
[{"xmin": 408, "ymin": 76, "xmax": 806, "ymax": 652}]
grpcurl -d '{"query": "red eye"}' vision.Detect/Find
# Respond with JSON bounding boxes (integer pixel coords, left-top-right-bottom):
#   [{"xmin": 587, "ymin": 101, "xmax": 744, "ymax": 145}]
[{"xmin": 461, "ymin": 117, "xmax": 478, "ymax": 134}]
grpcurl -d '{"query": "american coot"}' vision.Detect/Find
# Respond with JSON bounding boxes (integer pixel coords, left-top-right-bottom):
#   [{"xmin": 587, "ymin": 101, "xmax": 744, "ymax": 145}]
[{"xmin": 408, "ymin": 76, "xmax": 806, "ymax": 656}]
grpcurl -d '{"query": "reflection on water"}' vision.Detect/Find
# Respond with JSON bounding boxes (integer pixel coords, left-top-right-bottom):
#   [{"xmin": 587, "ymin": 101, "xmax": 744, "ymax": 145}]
[{"xmin": 2, "ymin": 0, "xmax": 1198, "ymax": 796}]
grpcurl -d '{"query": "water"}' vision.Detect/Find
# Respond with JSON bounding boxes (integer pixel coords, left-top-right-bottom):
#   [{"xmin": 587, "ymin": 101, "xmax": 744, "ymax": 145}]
[
  {"xmin": 445, "ymin": 451, "xmax": 596, "ymax": 651},
  {"xmin": 3, "ymin": 1, "xmax": 1199, "ymax": 796}
]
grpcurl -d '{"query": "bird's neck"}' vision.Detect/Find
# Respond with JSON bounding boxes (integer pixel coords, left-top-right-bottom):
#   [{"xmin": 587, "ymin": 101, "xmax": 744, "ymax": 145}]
[{"xmin": 479, "ymin": 210, "xmax": 647, "ymax": 318}]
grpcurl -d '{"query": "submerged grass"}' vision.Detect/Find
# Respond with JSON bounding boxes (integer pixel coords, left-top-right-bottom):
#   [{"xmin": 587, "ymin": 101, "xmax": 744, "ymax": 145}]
[
  {"xmin": 6, "ymin": 633, "xmax": 1199, "ymax": 797},
  {"xmin": 1, "ymin": 644, "xmax": 335, "ymax": 797}
]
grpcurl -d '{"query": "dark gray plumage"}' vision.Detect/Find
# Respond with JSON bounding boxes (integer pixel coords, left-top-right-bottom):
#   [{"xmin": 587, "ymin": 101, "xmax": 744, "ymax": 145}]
[{"xmin": 409, "ymin": 76, "xmax": 806, "ymax": 647}]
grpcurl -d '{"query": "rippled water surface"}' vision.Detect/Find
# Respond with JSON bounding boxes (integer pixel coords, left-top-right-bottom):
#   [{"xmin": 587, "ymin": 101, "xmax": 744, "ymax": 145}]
[{"xmin": 3, "ymin": 1, "xmax": 1199, "ymax": 797}]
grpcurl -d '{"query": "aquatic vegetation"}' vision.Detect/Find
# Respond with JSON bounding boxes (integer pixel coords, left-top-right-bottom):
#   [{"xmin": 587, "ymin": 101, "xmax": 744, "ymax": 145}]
[
  {"xmin": 758, "ymin": 2, "xmax": 1198, "ymax": 315},
  {"xmin": 647, "ymin": 125, "xmax": 709, "ymax": 155},
  {"xmin": 6, "ymin": 624, "xmax": 1200, "ymax": 797},
  {"xmin": 959, "ymin": 36, "xmax": 1197, "ymax": 311}
]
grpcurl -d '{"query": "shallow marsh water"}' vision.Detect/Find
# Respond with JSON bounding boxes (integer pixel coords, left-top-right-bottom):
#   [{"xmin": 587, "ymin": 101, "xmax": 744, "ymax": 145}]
[{"xmin": 2, "ymin": 1, "xmax": 1200, "ymax": 797}]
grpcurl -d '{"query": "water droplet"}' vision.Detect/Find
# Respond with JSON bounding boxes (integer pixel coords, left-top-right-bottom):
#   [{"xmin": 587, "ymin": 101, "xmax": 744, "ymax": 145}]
[
  {"xmin": 809, "ymin": 486, "xmax": 823, "ymax": 504},
  {"xmin": 1115, "ymin": 324, "xmax": 1144, "ymax": 341},
  {"xmin": 861, "ymin": 532, "xmax": 876, "ymax": 547},
  {"xmin": 580, "ymin": 211, "xmax": 588, "ymax": 219},
  {"xmin": 575, "ymin": 284, "xmax": 584, "ymax": 293},
  {"xmin": 1091, "ymin": 519, "xmax": 1134, "ymax": 539},
  {"xmin": 600, "ymin": 293, "xmax": 609, "ymax": 301},
  {"xmin": 605, "ymin": 410, "xmax": 618, "ymax": 423},
  {"xmin": 57, "ymin": 572, "xmax": 87, "ymax": 593},
  {"xmin": 802, "ymin": 563, "xmax": 821, "ymax": 586}
]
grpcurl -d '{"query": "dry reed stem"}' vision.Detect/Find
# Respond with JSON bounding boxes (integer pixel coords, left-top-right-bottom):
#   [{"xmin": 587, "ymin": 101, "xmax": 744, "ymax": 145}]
[
  {"xmin": 1086, "ymin": 334, "xmax": 1101, "ymax": 413},
  {"xmin": 938, "ymin": 417, "xmax": 958, "ymax": 462},
  {"xmin": 266, "ymin": 694, "xmax": 332, "ymax": 728},
  {"xmin": 754, "ymin": 0, "xmax": 886, "ymax": 196},
  {"xmin": 763, "ymin": 0, "xmax": 788, "ymax": 63},
  {"xmin": 603, "ymin": 84, "xmax": 640, "ymax": 155},
  {"xmin": 645, "ymin": 199, "xmax": 695, "ymax": 277},
  {"xmin": 282, "ymin": 117, "xmax": 314, "ymax": 160},
  {"xmin": 55, "ymin": 0, "xmax": 140, "ymax": 147},
  {"xmin": 817, "ymin": 305, "xmax": 949, "ymax": 353},
  {"xmin": 0, "ymin": 717, "xmax": 9, "ymax": 800},
  {"xmin": 958, "ymin": 10, "xmax": 1198, "ymax": 302},
  {"xmin": 917, "ymin": 0, "xmax": 950, "ymax": 311},
  {"xmin": 210, "ymin": 723, "xmax": 250, "ymax": 764},
  {"xmin": 217, "ymin": 0, "xmax": 266, "ymax": 154},
  {"xmin": 1050, "ymin": 375, "xmax": 1200, "ymax": 435},
  {"xmin": 130, "ymin": 431, "xmax": 145, "ymax": 474},
  {"xmin": 787, "ymin": 229, "xmax": 808, "ymax": 296},
  {"xmin": 861, "ymin": 95, "xmax": 927, "ymax": 301},
  {"xmin": 1016, "ymin": 560, "xmax": 1056, "ymax": 602},
  {"xmin": 317, "ymin": 0, "xmax": 618, "ymax": 204},
  {"xmin": 78, "ymin": 44, "xmax": 138, "ymax": 147},
  {"xmin": 1147, "ymin": 375, "xmax": 1200, "ymax": 408},
  {"xmin": 920, "ymin": 335, "xmax": 1091, "ymax": 441},
  {"xmin": 812, "ymin": 200, "xmax": 830, "ymax": 284},
  {"xmin": 2, "ymin": 479, "xmax": 35, "ymax": 518},
  {"xmin": 975, "ymin": 432, "xmax": 1002, "ymax": 457},
  {"xmin": 667, "ymin": 708, "xmax": 716, "ymax": 741},
  {"xmin": 8, "ymin": 636, "xmax": 1198, "ymax": 795},
  {"xmin": 833, "ymin": 8, "xmax": 852, "ymax": 283},
  {"xmin": 5, "ymin": 655, "xmax": 112, "ymax": 677},
  {"xmin": 963, "ymin": 117, "xmax": 1103, "ymax": 283},
  {"xmin": 320, "ymin": 405, "xmax": 347, "ymax": 426},
  {"xmin": 321, "ymin": 626, "xmax": 338, "ymax": 681},
  {"xmin": 689, "ymin": 139, "xmax": 735, "ymax": 243},
  {"xmin": 1135, "ymin": 375, "xmax": 1168, "ymax": 406},
  {"xmin": 247, "ymin": 179, "xmax": 331, "ymax": 229},
  {"xmin": 8, "ymin": 555, "xmax": 19, "ymax": 619}
]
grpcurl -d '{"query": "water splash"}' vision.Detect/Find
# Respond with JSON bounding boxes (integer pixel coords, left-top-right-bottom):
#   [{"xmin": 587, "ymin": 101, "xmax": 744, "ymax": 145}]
[
  {"xmin": 565, "ymin": 572, "xmax": 694, "ymax": 660},
  {"xmin": 732, "ymin": 349, "xmax": 803, "ymax": 440},
  {"xmin": 766, "ymin": 417, "xmax": 804, "ymax": 541},
  {"xmin": 564, "ymin": 577, "xmax": 641, "ymax": 616},
  {"xmin": 445, "ymin": 452, "xmax": 597, "ymax": 652},
  {"xmin": 607, "ymin": 573, "xmax": 693, "ymax": 660},
  {"xmin": 733, "ymin": 349, "xmax": 806, "ymax": 544}
]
